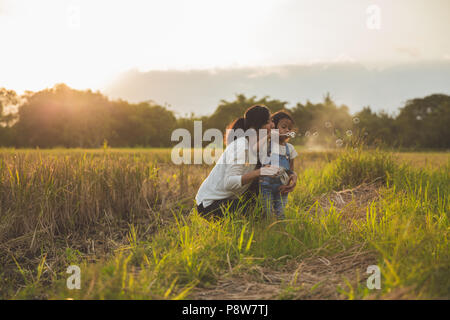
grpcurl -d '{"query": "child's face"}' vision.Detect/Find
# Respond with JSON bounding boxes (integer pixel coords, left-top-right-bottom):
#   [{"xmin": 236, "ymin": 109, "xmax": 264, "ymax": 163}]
[{"xmin": 277, "ymin": 118, "xmax": 293, "ymax": 140}]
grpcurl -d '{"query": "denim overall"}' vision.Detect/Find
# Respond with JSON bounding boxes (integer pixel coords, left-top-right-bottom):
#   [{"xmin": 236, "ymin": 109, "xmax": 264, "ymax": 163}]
[{"xmin": 259, "ymin": 143, "xmax": 291, "ymax": 218}]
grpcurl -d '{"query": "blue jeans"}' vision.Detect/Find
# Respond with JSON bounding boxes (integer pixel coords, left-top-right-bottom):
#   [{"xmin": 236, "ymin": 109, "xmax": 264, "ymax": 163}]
[{"xmin": 259, "ymin": 177, "xmax": 288, "ymax": 219}]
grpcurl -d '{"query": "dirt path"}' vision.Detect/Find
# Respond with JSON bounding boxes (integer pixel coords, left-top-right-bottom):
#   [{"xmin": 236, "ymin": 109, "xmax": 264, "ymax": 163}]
[{"xmin": 190, "ymin": 183, "xmax": 382, "ymax": 300}]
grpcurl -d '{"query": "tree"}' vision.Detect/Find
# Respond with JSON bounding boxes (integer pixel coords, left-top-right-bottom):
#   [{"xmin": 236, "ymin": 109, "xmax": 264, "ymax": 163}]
[
  {"xmin": 14, "ymin": 84, "xmax": 114, "ymax": 148},
  {"xmin": 13, "ymin": 84, "xmax": 178, "ymax": 148},
  {"xmin": 4, "ymin": 83, "xmax": 450, "ymax": 150},
  {"xmin": 0, "ymin": 88, "xmax": 19, "ymax": 126},
  {"xmin": 204, "ymin": 94, "xmax": 289, "ymax": 133},
  {"xmin": 290, "ymin": 93, "xmax": 353, "ymax": 147},
  {"xmin": 396, "ymin": 94, "xmax": 450, "ymax": 148},
  {"xmin": 354, "ymin": 107, "xmax": 397, "ymax": 147},
  {"xmin": 109, "ymin": 101, "xmax": 177, "ymax": 147},
  {"xmin": 0, "ymin": 88, "xmax": 20, "ymax": 146}
]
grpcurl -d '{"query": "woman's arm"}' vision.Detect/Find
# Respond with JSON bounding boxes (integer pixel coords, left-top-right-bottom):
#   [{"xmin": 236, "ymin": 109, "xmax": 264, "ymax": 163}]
[
  {"xmin": 226, "ymin": 165, "xmax": 280, "ymax": 189},
  {"xmin": 240, "ymin": 165, "xmax": 281, "ymax": 185},
  {"xmin": 223, "ymin": 138, "xmax": 278, "ymax": 190},
  {"xmin": 241, "ymin": 168, "xmax": 261, "ymax": 186}
]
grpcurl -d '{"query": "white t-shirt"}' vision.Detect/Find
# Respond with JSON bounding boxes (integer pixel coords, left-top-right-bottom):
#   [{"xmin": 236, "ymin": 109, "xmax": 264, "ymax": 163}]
[
  {"xmin": 195, "ymin": 137, "xmax": 257, "ymax": 208},
  {"xmin": 278, "ymin": 143, "xmax": 298, "ymax": 159}
]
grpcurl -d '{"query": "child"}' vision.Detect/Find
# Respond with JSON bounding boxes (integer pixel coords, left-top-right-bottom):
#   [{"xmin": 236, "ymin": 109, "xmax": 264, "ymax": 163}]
[{"xmin": 259, "ymin": 110, "xmax": 298, "ymax": 219}]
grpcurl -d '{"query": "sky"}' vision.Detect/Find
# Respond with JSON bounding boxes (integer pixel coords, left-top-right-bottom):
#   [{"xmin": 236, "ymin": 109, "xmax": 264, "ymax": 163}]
[
  {"xmin": 104, "ymin": 62, "xmax": 450, "ymax": 116},
  {"xmin": 1, "ymin": 0, "xmax": 449, "ymax": 114}
]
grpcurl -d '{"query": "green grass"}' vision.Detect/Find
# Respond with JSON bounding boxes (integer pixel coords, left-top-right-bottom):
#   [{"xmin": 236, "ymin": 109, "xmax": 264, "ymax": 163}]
[
  {"xmin": 1, "ymin": 148, "xmax": 449, "ymax": 299},
  {"xmin": 354, "ymin": 164, "xmax": 450, "ymax": 298}
]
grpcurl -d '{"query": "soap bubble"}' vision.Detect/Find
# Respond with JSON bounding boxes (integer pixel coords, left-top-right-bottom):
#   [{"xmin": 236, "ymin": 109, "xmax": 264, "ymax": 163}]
[
  {"xmin": 353, "ymin": 117, "xmax": 360, "ymax": 124},
  {"xmin": 346, "ymin": 130, "xmax": 352, "ymax": 137},
  {"xmin": 336, "ymin": 139, "xmax": 344, "ymax": 147},
  {"xmin": 325, "ymin": 121, "xmax": 332, "ymax": 128}
]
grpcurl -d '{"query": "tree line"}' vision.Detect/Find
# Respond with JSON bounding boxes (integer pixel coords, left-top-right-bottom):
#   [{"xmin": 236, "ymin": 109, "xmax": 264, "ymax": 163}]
[{"xmin": 0, "ymin": 83, "xmax": 449, "ymax": 149}]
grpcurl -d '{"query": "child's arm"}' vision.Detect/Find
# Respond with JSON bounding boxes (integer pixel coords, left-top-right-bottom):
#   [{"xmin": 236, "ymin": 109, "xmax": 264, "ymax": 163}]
[{"xmin": 280, "ymin": 158, "xmax": 297, "ymax": 194}]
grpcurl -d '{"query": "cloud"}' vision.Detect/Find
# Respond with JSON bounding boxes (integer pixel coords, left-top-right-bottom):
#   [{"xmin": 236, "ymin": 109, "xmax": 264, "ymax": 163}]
[
  {"xmin": 0, "ymin": 1, "xmax": 6, "ymax": 15},
  {"xmin": 247, "ymin": 66, "xmax": 289, "ymax": 79},
  {"xmin": 103, "ymin": 61, "xmax": 450, "ymax": 116},
  {"xmin": 396, "ymin": 47, "xmax": 421, "ymax": 59}
]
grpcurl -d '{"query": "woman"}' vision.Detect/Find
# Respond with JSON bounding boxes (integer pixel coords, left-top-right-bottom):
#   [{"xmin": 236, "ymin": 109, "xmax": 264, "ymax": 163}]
[{"xmin": 195, "ymin": 105, "xmax": 296, "ymax": 218}]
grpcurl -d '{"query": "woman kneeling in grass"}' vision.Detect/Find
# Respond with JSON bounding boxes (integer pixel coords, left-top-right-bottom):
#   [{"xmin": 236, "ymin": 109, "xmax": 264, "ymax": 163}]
[{"xmin": 195, "ymin": 105, "xmax": 297, "ymax": 218}]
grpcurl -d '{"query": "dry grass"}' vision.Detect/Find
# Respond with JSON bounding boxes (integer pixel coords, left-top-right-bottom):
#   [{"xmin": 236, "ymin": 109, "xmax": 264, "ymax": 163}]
[
  {"xmin": 0, "ymin": 150, "xmax": 209, "ymax": 295},
  {"xmin": 394, "ymin": 152, "xmax": 449, "ymax": 168},
  {"xmin": 316, "ymin": 181, "xmax": 382, "ymax": 221},
  {"xmin": 1, "ymin": 148, "xmax": 448, "ymax": 299}
]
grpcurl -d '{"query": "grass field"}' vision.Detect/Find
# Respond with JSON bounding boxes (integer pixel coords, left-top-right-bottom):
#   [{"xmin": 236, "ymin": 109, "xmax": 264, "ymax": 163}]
[{"xmin": 0, "ymin": 147, "xmax": 448, "ymax": 299}]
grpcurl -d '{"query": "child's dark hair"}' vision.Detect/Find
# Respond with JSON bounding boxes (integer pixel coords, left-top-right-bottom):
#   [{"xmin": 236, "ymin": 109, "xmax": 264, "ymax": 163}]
[
  {"xmin": 271, "ymin": 110, "xmax": 295, "ymax": 128},
  {"xmin": 225, "ymin": 105, "xmax": 271, "ymax": 145}
]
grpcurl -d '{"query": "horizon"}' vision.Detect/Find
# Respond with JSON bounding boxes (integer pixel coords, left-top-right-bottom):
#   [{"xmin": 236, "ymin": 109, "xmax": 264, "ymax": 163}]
[{"xmin": 2, "ymin": 59, "xmax": 450, "ymax": 117}]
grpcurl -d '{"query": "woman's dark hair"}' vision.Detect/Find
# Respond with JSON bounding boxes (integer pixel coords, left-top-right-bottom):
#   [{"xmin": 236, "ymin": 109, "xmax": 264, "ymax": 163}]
[
  {"xmin": 225, "ymin": 105, "xmax": 271, "ymax": 145},
  {"xmin": 271, "ymin": 110, "xmax": 295, "ymax": 128}
]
